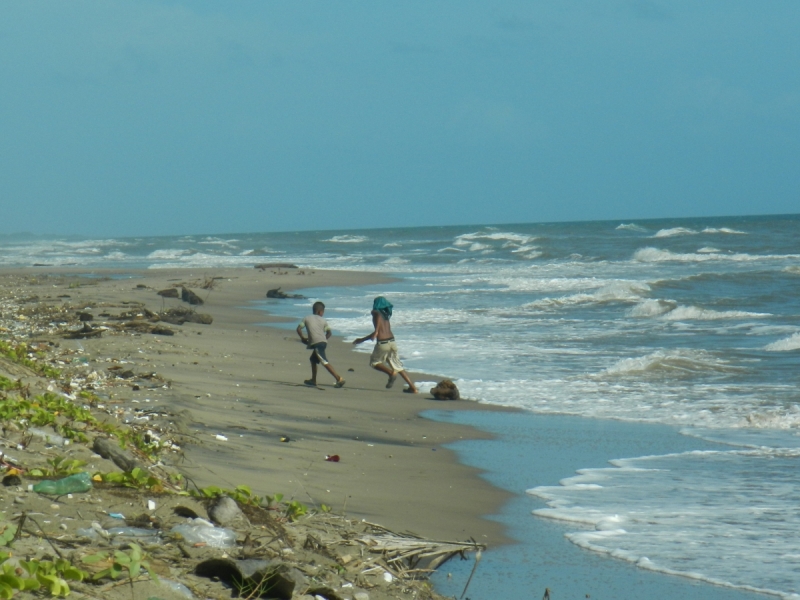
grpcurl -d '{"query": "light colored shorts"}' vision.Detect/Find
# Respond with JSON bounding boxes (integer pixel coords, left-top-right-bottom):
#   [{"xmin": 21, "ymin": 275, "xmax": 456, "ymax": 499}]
[{"xmin": 370, "ymin": 339, "xmax": 404, "ymax": 372}]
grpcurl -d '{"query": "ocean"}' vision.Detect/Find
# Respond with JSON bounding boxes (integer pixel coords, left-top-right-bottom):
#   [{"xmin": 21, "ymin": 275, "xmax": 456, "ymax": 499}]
[{"xmin": 3, "ymin": 214, "xmax": 799, "ymax": 599}]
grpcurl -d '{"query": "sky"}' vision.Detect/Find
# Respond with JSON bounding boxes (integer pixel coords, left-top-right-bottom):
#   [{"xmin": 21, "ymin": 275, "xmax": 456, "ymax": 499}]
[{"xmin": 1, "ymin": 1, "xmax": 798, "ymax": 236}]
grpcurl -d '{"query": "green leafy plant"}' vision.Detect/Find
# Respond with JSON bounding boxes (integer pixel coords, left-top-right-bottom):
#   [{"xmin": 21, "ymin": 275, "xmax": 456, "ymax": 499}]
[
  {"xmin": 192, "ymin": 484, "xmax": 262, "ymax": 506},
  {"xmin": 29, "ymin": 456, "xmax": 87, "ymax": 478},
  {"xmin": 97, "ymin": 468, "xmax": 165, "ymax": 492},
  {"xmin": 83, "ymin": 543, "xmax": 158, "ymax": 584},
  {"xmin": 0, "ymin": 525, "xmax": 16, "ymax": 548},
  {"xmin": 0, "ymin": 551, "xmax": 85, "ymax": 598},
  {"xmin": 284, "ymin": 500, "xmax": 308, "ymax": 522},
  {"xmin": 0, "ymin": 341, "xmax": 60, "ymax": 379},
  {"xmin": 20, "ymin": 558, "xmax": 86, "ymax": 597}
]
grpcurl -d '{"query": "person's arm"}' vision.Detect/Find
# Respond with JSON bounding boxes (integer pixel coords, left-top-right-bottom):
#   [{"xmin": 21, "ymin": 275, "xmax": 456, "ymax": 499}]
[
  {"xmin": 296, "ymin": 322, "xmax": 308, "ymax": 344},
  {"xmin": 325, "ymin": 323, "xmax": 332, "ymax": 340},
  {"xmin": 353, "ymin": 311, "xmax": 378, "ymax": 345}
]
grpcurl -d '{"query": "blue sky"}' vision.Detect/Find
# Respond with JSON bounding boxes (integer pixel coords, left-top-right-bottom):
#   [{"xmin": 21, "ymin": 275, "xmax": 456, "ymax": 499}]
[{"xmin": 1, "ymin": 1, "xmax": 798, "ymax": 236}]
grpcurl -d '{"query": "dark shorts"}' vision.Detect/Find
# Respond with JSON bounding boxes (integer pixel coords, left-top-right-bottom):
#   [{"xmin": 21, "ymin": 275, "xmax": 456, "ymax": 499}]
[{"xmin": 309, "ymin": 342, "xmax": 329, "ymax": 365}]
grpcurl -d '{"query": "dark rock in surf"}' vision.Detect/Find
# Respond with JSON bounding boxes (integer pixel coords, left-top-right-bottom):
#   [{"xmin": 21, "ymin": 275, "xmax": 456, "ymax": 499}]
[
  {"xmin": 430, "ymin": 379, "xmax": 460, "ymax": 401},
  {"xmin": 266, "ymin": 287, "xmax": 306, "ymax": 300}
]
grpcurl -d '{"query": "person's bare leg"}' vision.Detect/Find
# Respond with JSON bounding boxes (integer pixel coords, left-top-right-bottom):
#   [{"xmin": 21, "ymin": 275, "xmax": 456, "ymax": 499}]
[
  {"xmin": 323, "ymin": 363, "xmax": 344, "ymax": 385},
  {"xmin": 399, "ymin": 370, "xmax": 417, "ymax": 393},
  {"xmin": 305, "ymin": 362, "xmax": 318, "ymax": 386},
  {"xmin": 372, "ymin": 363, "xmax": 397, "ymax": 388}
]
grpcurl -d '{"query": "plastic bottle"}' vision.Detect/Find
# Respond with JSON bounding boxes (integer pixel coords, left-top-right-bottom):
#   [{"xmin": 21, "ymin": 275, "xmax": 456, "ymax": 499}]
[
  {"xmin": 171, "ymin": 522, "xmax": 236, "ymax": 548},
  {"xmin": 32, "ymin": 472, "xmax": 92, "ymax": 495}
]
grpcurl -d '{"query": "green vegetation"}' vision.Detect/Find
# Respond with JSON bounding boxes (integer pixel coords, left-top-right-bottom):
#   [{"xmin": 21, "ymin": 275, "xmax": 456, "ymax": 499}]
[
  {"xmin": 0, "ymin": 341, "xmax": 60, "ymax": 379},
  {"xmin": 28, "ymin": 456, "xmax": 87, "ymax": 478},
  {"xmin": 96, "ymin": 468, "xmax": 165, "ymax": 493},
  {"xmin": 82, "ymin": 543, "xmax": 157, "ymax": 584}
]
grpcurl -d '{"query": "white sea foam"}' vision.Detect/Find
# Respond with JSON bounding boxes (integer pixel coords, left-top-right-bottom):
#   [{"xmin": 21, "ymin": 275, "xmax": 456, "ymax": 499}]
[
  {"xmin": 702, "ymin": 227, "xmax": 747, "ymax": 235},
  {"xmin": 616, "ymin": 223, "xmax": 647, "ymax": 232},
  {"xmin": 662, "ymin": 305, "xmax": 770, "ymax": 321},
  {"xmin": 632, "ymin": 247, "xmax": 786, "ymax": 263},
  {"xmin": 146, "ymin": 248, "xmax": 195, "ymax": 260},
  {"xmin": 627, "ymin": 299, "xmax": 677, "ymax": 318},
  {"xmin": 697, "ymin": 246, "xmax": 720, "ymax": 253},
  {"xmin": 437, "ymin": 247, "xmax": 466, "ymax": 253},
  {"xmin": 523, "ymin": 281, "xmax": 650, "ymax": 310},
  {"xmin": 653, "ymin": 227, "xmax": 698, "ymax": 238},
  {"xmin": 322, "ymin": 235, "xmax": 369, "ymax": 243},
  {"xmin": 528, "ymin": 448, "xmax": 800, "ymax": 599},
  {"xmin": 383, "ymin": 242, "xmax": 402, "ymax": 248},
  {"xmin": 764, "ymin": 332, "xmax": 800, "ymax": 352},
  {"xmin": 453, "ymin": 231, "xmax": 536, "ymax": 247},
  {"xmin": 603, "ymin": 350, "xmax": 739, "ymax": 377}
]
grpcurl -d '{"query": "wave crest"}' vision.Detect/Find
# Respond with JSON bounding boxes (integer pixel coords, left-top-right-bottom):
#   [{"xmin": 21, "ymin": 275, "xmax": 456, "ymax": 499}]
[{"xmin": 764, "ymin": 332, "xmax": 800, "ymax": 352}]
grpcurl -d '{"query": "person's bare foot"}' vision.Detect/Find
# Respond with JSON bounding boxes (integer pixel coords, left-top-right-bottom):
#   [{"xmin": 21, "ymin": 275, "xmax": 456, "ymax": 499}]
[{"xmin": 402, "ymin": 387, "xmax": 418, "ymax": 394}]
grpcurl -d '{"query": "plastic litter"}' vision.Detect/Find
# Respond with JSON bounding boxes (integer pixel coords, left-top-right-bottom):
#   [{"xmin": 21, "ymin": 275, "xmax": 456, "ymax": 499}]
[
  {"xmin": 32, "ymin": 472, "xmax": 92, "ymax": 495},
  {"xmin": 325, "ymin": 454, "xmax": 340, "ymax": 462},
  {"xmin": 107, "ymin": 527, "xmax": 161, "ymax": 545},
  {"xmin": 171, "ymin": 521, "xmax": 236, "ymax": 548},
  {"xmin": 28, "ymin": 427, "xmax": 67, "ymax": 447},
  {"xmin": 159, "ymin": 579, "xmax": 194, "ymax": 598}
]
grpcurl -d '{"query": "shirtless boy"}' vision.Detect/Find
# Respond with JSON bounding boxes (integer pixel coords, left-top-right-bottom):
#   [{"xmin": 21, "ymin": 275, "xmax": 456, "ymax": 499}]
[
  {"xmin": 297, "ymin": 301, "xmax": 345, "ymax": 388},
  {"xmin": 353, "ymin": 296, "xmax": 418, "ymax": 393}
]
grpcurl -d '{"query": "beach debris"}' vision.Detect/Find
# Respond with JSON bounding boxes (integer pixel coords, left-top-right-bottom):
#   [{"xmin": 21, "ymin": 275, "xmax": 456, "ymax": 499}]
[
  {"xmin": 64, "ymin": 322, "xmax": 104, "ymax": 339},
  {"xmin": 158, "ymin": 307, "xmax": 213, "ymax": 325},
  {"xmin": 172, "ymin": 521, "xmax": 237, "ymax": 548},
  {"xmin": 93, "ymin": 436, "xmax": 142, "ymax": 472},
  {"xmin": 325, "ymin": 454, "xmax": 340, "ymax": 462},
  {"xmin": 32, "ymin": 471, "xmax": 93, "ymax": 495},
  {"xmin": 195, "ymin": 557, "xmax": 305, "ymax": 599},
  {"xmin": 430, "ymin": 379, "xmax": 460, "ymax": 401},
  {"xmin": 255, "ymin": 263, "xmax": 299, "ymax": 270},
  {"xmin": 181, "ymin": 287, "xmax": 204, "ymax": 305},
  {"xmin": 157, "ymin": 287, "xmax": 180, "ymax": 298},
  {"xmin": 266, "ymin": 287, "xmax": 306, "ymax": 299},
  {"xmin": 208, "ymin": 495, "xmax": 249, "ymax": 528},
  {"xmin": 280, "ymin": 436, "xmax": 291, "ymax": 442},
  {"xmin": 354, "ymin": 526, "xmax": 486, "ymax": 575},
  {"xmin": 215, "ymin": 434, "xmax": 228, "ymax": 441}
]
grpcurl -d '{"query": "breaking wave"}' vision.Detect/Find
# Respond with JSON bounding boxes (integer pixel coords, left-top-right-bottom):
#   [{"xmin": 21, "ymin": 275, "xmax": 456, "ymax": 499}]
[
  {"xmin": 661, "ymin": 306, "xmax": 770, "ymax": 321},
  {"xmin": 653, "ymin": 227, "xmax": 698, "ymax": 238},
  {"xmin": 616, "ymin": 223, "xmax": 647, "ymax": 232},
  {"xmin": 322, "ymin": 235, "xmax": 369, "ymax": 243},
  {"xmin": 628, "ymin": 299, "xmax": 677, "ymax": 318},
  {"xmin": 523, "ymin": 281, "xmax": 650, "ymax": 310},
  {"xmin": 603, "ymin": 349, "xmax": 740, "ymax": 377},
  {"xmin": 764, "ymin": 332, "xmax": 800, "ymax": 352},
  {"xmin": 632, "ymin": 247, "xmax": 787, "ymax": 263}
]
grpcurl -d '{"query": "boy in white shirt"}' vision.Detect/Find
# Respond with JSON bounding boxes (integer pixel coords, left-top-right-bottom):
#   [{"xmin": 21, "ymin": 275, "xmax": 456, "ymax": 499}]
[{"xmin": 296, "ymin": 301, "xmax": 345, "ymax": 388}]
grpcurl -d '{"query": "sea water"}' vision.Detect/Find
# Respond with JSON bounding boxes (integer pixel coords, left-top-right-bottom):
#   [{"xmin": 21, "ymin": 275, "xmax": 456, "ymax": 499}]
[{"xmin": 2, "ymin": 214, "xmax": 799, "ymax": 598}]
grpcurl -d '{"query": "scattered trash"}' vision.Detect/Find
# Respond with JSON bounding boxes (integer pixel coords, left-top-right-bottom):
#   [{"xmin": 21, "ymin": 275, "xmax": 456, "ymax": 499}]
[
  {"xmin": 159, "ymin": 579, "xmax": 194, "ymax": 599},
  {"xmin": 325, "ymin": 455, "xmax": 340, "ymax": 462},
  {"xmin": 171, "ymin": 521, "xmax": 236, "ymax": 548},
  {"xmin": 215, "ymin": 434, "xmax": 228, "ymax": 441},
  {"xmin": 280, "ymin": 436, "xmax": 290, "ymax": 443},
  {"xmin": 108, "ymin": 513, "xmax": 125, "ymax": 519},
  {"xmin": 32, "ymin": 472, "xmax": 92, "ymax": 495}
]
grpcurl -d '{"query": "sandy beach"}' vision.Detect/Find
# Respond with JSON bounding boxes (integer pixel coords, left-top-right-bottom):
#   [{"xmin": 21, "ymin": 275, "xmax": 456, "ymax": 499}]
[{"xmin": 0, "ymin": 265, "xmax": 511, "ymax": 547}]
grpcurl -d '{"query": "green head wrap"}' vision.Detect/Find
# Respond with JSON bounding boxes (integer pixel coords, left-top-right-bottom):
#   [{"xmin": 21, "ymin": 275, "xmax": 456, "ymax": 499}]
[{"xmin": 373, "ymin": 296, "xmax": 393, "ymax": 320}]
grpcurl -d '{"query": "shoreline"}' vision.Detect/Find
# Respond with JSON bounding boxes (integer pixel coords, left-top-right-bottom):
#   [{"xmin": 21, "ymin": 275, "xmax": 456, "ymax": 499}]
[{"xmin": 0, "ymin": 265, "xmax": 514, "ymax": 546}]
